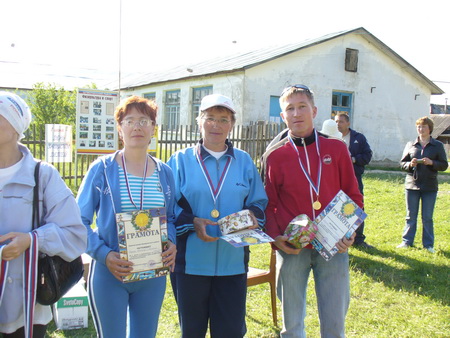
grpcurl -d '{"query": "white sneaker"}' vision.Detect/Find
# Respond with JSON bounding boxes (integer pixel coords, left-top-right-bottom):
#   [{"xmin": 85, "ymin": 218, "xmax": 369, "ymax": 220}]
[{"xmin": 426, "ymin": 247, "xmax": 435, "ymax": 253}]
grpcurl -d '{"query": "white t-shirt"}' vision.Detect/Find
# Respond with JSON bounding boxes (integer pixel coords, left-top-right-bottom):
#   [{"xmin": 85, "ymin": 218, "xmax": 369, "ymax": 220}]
[
  {"xmin": 342, "ymin": 132, "xmax": 351, "ymax": 148},
  {"xmin": 0, "ymin": 156, "xmax": 25, "ymax": 193},
  {"xmin": 203, "ymin": 145, "xmax": 227, "ymax": 159}
]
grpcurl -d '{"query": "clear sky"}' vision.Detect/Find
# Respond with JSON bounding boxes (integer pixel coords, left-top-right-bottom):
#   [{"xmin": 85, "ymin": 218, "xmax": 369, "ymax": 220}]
[{"xmin": 2, "ymin": 0, "xmax": 449, "ymax": 104}]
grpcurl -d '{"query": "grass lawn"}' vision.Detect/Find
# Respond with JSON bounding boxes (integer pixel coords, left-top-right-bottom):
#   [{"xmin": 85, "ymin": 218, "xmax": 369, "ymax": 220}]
[{"xmin": 47, "ymin": 171, "xmax": 449, "ymax": 337}]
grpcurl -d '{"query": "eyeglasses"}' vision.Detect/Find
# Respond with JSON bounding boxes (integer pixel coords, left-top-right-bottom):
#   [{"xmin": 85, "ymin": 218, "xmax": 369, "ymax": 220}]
[
  {"xmin": 202, "ymin": 117, "xmax": 231, "ymax": 125},
  {"xmin": 281, "ymin": 84, "xmax": 311, "ymax": 96},
  {"xmin": 121, "ymin": 119, "xmax": 155, "ymax": 128}
]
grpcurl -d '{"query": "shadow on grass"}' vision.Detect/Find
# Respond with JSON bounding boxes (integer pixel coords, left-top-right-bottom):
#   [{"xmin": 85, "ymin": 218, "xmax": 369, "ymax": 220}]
[
  {"xmin": 349, "ymin": 247, "xmax": 449, "ymax": 306},
  {"xmin": 245, "ymin": 314, "xmax": 281, "ymax": 337}
]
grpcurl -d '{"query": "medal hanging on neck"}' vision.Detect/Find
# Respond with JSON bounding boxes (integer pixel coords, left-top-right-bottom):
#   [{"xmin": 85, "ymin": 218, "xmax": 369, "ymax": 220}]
[
  {"xmin": 288, "ymin": 130, "xmax": 322, "ymax": 215},
  {"xmin": 121, "ymin": 152, "xmax": 149, "ymax": 210},
  {"xmin": 196, "ymin": 145, "xmax": 232, "ymax": 218}
]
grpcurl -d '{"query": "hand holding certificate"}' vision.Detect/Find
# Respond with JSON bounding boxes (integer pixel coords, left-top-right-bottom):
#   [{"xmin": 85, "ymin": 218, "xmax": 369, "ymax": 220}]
[
  {"xmin": 116, "ymin": 207, "xmax": 170, "ymax": 282},
  {"xmin": 311, "ymin": 190, "xmax": 367, "ymax": 261},
  {"xmin": 286, "ymin": 190, "xmax": 366, "ymax": 261}
]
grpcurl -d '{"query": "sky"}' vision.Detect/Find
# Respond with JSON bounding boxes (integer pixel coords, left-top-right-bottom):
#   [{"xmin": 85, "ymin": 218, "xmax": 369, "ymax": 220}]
[{"xmin": 1, "ymin": 0, "xmax": 449, "ymax": 104}]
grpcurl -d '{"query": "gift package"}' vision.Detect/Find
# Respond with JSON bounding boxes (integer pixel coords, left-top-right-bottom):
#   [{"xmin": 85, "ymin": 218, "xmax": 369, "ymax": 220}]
[
  {"xmin": 284, "ymin": 214, "xmax": 318, "ymax": 249},
  {"xmin": 218, "ymin": 210, "xmax": 254, "ymax": 235}
]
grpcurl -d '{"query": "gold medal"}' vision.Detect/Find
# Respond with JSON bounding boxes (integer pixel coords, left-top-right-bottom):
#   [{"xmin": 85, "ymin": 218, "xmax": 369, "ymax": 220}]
[
  {"xmin": 211, "ymin": 209, "xmax": 220, "ymax": 218},
  {"xmin": 312, "ymin": 200, "xmax": 321, "ymax": 210}
]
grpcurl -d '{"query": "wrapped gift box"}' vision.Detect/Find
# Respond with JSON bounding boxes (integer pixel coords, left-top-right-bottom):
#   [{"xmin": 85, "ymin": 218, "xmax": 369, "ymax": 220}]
[
  {"xmin": 218, "ymin": 210, "xmax": 254, "ymax": 235},
  {"xmin": 284, "ymin": 214, "xmax": 318, "ymax": 249}
]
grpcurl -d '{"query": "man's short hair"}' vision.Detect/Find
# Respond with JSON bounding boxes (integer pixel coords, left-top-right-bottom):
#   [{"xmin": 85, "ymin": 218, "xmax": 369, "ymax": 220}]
[
  {"xmin": 335, "ymin": 112, "xmax": 350, "ymax": 122},
  {"xmin": 416, "ymin": 116, "xmax": 434, "ymax": 133},
  {"xmin": 279, "ymin": 84, "xmax": 315, "ymax": 107}
]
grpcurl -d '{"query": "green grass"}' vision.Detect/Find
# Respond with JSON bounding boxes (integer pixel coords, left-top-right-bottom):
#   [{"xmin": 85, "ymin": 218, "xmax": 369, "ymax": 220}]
[{"xmin": 46, "ymin": 172, "xmax": 450, "ymax": 337}]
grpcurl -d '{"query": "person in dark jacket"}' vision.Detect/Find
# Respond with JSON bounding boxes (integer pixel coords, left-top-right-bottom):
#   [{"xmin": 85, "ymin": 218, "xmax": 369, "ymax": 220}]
[
  {"xmin": 335, "ymin": 112, "xmax": 373, "ymax": 248},
  {"xmin": 398, "ymin": 116, "xmax": 448, "ymax": 253}
]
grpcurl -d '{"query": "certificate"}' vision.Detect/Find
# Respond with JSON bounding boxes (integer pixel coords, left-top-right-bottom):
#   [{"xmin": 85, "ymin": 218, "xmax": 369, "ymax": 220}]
[
  {"xmin": 116, "ymin": 207, "xmax": 169, "ymax": 282},
  {"xmin": 217, "ymin": 210, "xmax": 274, "ymax": 247},
  {"xmin": 311, "ymin": 190, "xmax": 367, "ymax": 261},
  {"xmin": 220, "ymin": 229, "xmax": 274, "ymax": 247}
]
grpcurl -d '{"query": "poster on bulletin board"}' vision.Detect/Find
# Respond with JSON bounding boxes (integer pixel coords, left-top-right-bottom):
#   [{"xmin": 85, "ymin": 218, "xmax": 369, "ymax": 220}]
[{"xmin": 76, "ymin": 89, "xmax": 119, "ymax": 154}]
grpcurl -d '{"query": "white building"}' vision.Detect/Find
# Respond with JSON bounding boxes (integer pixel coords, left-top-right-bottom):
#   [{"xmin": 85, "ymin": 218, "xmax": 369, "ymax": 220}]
[{"xmin": 116, "ymin": 27, "xmax": 443, "ymax": 164}]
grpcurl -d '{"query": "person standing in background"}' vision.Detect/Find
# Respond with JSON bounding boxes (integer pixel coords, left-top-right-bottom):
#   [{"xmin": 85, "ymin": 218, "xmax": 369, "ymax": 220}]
[
  {"xmin": 398, "ymin": 116, "xmax": 448, "ymax": 253},
  {"xmin": 335, "ymin": 112, "xmax": 374, "ymax": 249}
]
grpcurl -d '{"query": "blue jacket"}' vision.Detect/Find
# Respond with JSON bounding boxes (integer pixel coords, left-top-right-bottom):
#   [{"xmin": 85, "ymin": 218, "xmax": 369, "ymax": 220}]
[
  {"xmin": 348, "ymin": 129, "xmax": 372, "ymax": 177},
  {"xmin": 76, "ymin": 151, "xmax": 176, "ymax": 265},
  {"xmin": 167, "ymin": 140, "xmax": 268, "ymax": 276}
]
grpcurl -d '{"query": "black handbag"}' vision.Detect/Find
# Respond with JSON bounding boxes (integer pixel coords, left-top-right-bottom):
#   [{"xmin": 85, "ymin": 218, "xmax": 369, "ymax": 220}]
[{"xmin": 32, "ymin": 161, "xmax": 84, "ymax": 306}]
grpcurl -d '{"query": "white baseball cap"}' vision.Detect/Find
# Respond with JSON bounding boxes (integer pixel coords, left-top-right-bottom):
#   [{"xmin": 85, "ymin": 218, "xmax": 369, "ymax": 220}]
[
  {"xmin": 200, "ymin": 94, "xmax": 237, "ymax": 115},
  {"xmin": 0, "ymin": 91, "xmax": 32, "ymax": 139}
]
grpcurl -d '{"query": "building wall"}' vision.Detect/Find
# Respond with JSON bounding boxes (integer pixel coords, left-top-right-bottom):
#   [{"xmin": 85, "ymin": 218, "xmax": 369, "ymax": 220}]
[
  {"xmin": 122, "ymin": 33, "xmax": 433, "ymax": 163},
  {"xmin": 121, "ymin": 72, "xmax": 245, "ymax": 125},
  {"xmin": 242, "ymin": 33, "xmax": 432, "ymax": 163}
]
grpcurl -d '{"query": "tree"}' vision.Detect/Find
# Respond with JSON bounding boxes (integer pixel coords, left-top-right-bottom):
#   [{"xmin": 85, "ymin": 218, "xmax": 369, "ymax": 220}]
[{"xmin": 27, "ymin": 82, "xmax": 77, "ymax": 128}]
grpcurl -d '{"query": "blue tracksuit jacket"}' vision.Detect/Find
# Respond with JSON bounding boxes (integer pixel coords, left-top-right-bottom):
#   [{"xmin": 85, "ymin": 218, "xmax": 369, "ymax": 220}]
[
  {"xmin": 76, "ymin": 151, "xmax": 176, "ymax": 265},
  {"xmin": 167, "ymin": 140, "xmax": 268, "ymax": 276}
]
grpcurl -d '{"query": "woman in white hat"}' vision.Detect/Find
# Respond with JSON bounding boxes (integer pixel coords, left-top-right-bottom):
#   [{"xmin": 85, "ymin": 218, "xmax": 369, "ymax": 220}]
[
  {"xmin": 0, "ymin": 91, "xmax": 87, "ymax": 338},
  {"xmin": 167, "ymin": 94, "xmax": 268, "ymax": 337}
]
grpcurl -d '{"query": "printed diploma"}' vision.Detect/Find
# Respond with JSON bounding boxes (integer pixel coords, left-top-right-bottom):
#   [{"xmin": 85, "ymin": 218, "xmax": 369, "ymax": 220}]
[
  {"xmin": 116, "ymin": 207, "xmax": 169, "ymax": 282},
  {"xmin": 311, "ymin": 190, "xmax": 367, "ymax": 261}
]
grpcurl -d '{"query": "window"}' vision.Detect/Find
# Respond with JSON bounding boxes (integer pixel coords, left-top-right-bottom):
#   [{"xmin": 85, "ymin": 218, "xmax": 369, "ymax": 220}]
[
  {"xmin": 331, "ymin": 91, "xmax": 353, "ymax": 119},
  {"xmin": 269, "ymin": 96, "xmax": 282, "ymax": 123},
  {"xmin": 345, "ymin": 48, "xmax": 358, "ymax": 72},
  {"xmin": 192, "ymin": 86, "xmax": 213, "ymax": 124},
  {"xmin": 143, "ymin": 92, "xmax": 156, "ymax": 101},
  {"xmin": 164, "ymin": 90, "xmax": 180, "ymax": 129}
]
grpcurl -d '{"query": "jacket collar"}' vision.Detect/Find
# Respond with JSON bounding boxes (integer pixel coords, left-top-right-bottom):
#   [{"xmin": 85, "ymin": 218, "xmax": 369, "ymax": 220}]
[
  {"xmin": 101, "ymin": 150, "xmax": 161, "ymax": 171},
  {"xmin": 7, "ymin": 144, "xmax": 37, "ymax": 187},
  {"xmin": 290, "ymin": 129, "xmax": 317, "ymax": 147},
  {"xmin": 196, "ymin": 139, "xmax": 235, "ymax": 159},
  {"xmin": 413, "ymin": 136, "xmax": 437, "ymax": 146}
]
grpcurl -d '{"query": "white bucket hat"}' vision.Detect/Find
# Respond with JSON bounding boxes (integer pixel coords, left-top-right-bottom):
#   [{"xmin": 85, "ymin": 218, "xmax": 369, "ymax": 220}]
[
  {"xmin": 0, "ymin": 91, "xmax": 32, "ymax": 139},
  {"xmin": 320, "ymin": 119, "xmax": 342, "ymax": 139}
]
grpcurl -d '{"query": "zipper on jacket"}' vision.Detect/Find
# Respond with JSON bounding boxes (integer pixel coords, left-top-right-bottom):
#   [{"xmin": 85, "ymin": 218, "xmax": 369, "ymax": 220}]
[{"xmin": 214, "ymin": 156, "xmax": 221, "ymax": 276}]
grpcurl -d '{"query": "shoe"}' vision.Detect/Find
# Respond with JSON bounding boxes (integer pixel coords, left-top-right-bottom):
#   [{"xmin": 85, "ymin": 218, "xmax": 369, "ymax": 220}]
[
  {"xmin": 396, "ymin": 242, "xmax": 410, "ymax": 249},
  {"xmin": 354, "ymin": 242, "xmax": 375, "ymax": 249},
  {"xmin": 425, "ymin": 247, "xmax": 435, "ymax": 253}
]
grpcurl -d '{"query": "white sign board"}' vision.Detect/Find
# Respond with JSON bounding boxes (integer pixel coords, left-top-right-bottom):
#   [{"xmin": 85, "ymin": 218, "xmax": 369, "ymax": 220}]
[{"xmin": 45, "ymin": 124, "xmax": 72, "ymax": 163}]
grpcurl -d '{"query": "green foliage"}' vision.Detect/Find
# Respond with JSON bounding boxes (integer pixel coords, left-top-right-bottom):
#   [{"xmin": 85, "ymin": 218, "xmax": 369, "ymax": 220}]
[{"xmin": 27, "ymin": 83, "xmax": 77, "ymax": 128}]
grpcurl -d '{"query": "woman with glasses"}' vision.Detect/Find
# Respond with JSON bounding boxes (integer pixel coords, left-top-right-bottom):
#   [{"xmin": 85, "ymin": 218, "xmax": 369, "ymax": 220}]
[
  {"xmin": 167, "ymin": 94, "xmax": 268, "ymax": 337},
  {"xmin": 77, "ymin": 96, "xmax": 177, "ymax": 337}
]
